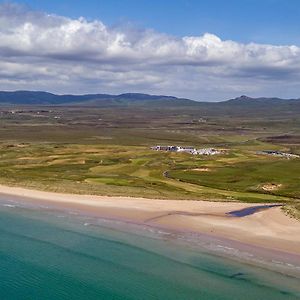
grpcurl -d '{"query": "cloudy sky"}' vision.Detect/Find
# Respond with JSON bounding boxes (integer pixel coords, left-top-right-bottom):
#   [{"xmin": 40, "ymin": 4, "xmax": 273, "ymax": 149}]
[{"xmin": 1, "ymin": 0, "xmax": 300, "ymax": 101}]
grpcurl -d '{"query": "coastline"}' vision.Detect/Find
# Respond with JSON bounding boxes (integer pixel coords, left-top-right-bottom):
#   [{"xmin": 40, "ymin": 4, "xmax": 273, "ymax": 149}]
[{"xmin": 1, "ymin": 184, "xmax": 300, "ymax": 275}]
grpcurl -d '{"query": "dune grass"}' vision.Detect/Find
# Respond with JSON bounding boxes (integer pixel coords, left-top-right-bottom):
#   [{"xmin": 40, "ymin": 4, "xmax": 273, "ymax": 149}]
[{"xmin": 0, "ymin": 143, "xmax": 298, "ymax": 205}]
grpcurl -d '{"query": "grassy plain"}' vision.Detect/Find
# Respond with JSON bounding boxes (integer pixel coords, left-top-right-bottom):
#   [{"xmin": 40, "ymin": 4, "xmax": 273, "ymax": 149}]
[{"xmin": 0, "ymin": 105, "xmax": 299, "ymax": 214}]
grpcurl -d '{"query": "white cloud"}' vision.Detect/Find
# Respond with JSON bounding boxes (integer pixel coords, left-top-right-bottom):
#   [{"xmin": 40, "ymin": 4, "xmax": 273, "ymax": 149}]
[{"xmin": 0, "ymin": 3, "xmax": 300, "ymax": 100}]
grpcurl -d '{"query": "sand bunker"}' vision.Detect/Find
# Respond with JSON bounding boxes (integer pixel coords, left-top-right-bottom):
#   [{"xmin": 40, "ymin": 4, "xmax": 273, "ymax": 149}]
[
  {"xmin": 261, "ymin": 183, "xmax": 282, "ymax": 191},
  {"xmin": 192, "ymin": 168, "xmax": 211, "ymax": 172}
]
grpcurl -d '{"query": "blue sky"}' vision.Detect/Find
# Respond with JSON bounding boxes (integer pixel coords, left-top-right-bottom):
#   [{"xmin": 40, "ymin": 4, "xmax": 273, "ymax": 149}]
[
  {"xmin": 0, "ymin": 1, "xmax": 300, "ymax": 100},
  {"xmin": 9, "ymin": 0, "xmax": 300, "ymax": 45}
]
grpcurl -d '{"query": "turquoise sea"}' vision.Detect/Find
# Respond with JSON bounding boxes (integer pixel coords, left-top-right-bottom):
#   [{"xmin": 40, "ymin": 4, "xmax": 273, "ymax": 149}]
[{"xmin": 0, "ymin": 198, "xmax": 300, "ymax": 300}]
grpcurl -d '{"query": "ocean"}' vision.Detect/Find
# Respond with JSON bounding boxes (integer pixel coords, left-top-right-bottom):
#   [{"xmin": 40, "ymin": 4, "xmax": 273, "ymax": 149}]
[{"xmin": 0, "ymin": 199, "xmax": 299, "ymax": 300}]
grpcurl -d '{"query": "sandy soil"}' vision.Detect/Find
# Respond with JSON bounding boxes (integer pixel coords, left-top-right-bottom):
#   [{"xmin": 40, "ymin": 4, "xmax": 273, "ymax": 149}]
[{"xmin": 0, "ymin": 184, "xmax": 299, "ymax": 257}]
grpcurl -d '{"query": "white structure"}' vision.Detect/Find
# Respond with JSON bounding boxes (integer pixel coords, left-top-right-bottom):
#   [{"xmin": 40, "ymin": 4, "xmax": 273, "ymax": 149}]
[
  {"xmin": 196, "ymin": 148, "xmax": 222, "ymax": 155},
  {"xmin": 258, "ymin": 150, "xmax": 299, "ymax": 159},
  {"xmin": 151, "ymin": 146, "xmax": 224, "ymax": 156}
]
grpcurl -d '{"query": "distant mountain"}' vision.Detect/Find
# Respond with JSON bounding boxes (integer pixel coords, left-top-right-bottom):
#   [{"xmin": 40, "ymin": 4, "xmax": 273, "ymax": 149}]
[
  {"xmin": 0, "ymin": 91, "xmax": 197, "ymax": 106},
  {"xmin": 0, "ymin": 91, "xmax": 299, "ymax": 117},
  {"xmin": 218, "ymin": 95, "xmax": 300, "ymax": 116},
  {"xmin": 226, "ymin": 95, "xmax": 300, "ymax": 105}
]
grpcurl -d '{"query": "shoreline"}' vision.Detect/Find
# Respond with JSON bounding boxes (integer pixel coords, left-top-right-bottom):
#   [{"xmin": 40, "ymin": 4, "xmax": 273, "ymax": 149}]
[{"xmin": 0, "ymin": 184, "xmax": 300, "ymax": 275}]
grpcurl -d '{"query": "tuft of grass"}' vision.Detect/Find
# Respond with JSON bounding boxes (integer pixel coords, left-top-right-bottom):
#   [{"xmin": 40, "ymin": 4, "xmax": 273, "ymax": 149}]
[{"xmin": 282, "ymin": 203, "xmax": 300, "ymax": 220}]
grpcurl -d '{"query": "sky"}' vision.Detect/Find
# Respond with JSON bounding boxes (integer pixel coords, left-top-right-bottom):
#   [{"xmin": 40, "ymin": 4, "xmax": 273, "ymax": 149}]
[{"xmin": 0, "ymin": 0, "xmax": 300, "ymax": 101}]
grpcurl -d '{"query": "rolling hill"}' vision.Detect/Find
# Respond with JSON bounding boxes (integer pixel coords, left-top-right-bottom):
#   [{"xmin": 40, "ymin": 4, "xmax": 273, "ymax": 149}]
[
  {"xmin": 0, "ymin": 91, "xmax": 299, "ymax": 117},
  {"xmin": 0, "ymin": 91, "xmax": 196, "ymax": 106}
]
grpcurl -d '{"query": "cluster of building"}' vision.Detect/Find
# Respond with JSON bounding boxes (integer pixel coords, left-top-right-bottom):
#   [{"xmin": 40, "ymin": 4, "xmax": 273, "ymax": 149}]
[
  {"xmin": 257, "ymin": 150, "xmax": 299, "ymax": 159},
  {"xmin": 150, "ymin": 145, "xmax": 224, "ymax": 156}
]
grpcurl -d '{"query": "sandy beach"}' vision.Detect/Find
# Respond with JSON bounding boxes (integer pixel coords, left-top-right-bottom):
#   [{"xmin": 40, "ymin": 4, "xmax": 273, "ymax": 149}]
[{"xmin": 0, "ymin": 184, "xmax": 300, "ymax": 258}]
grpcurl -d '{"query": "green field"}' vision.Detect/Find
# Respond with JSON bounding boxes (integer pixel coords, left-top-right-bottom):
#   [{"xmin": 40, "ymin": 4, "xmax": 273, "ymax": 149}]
[
  {"xmin": 0, "ymin": 143, "xmax": 298, "ymax": 203},
  {"xmin": 0, "ymin": 105, "xmax": 299, "ymax": 217}
]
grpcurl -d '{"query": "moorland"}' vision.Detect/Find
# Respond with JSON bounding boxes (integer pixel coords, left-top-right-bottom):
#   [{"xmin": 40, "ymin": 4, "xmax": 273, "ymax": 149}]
[{"xmin": 0, "ymin": 92, "xmax": 299, "ymax": 217}]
